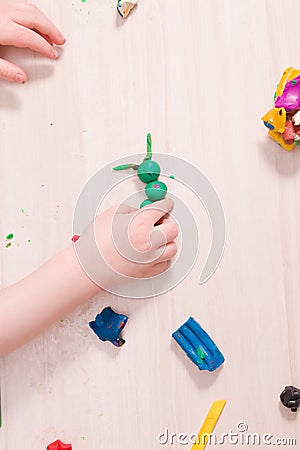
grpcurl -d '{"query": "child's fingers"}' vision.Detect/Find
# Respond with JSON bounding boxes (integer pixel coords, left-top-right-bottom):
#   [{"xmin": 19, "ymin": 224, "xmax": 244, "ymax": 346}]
[
  {"xmin": 109, "ymin": 204, "xmax": 137, "ymax": 215},
  {"xmin": 152, "ymin": 261, "xmax": 168, "ymax": 276},
  {"xmin": 0, "ymin": 58, "xmax": 26, "ymax": 83},
  {"xmin": 155, "ymin": 215, "xmax": 170, "ymax": 226},
  {"xmin": 156, "ymin": 241, "xmax": 177, "ymax": 262},
  {"xmin": 33, "ymin": 31, "xmax": 55, "ymax": 45},
  {"xmin": 141, "ymin": 198, "xmax": 174, "ymax": 225},
  {"xmin": 116, "ymin": 204, "xmax": 137, "ymax": 214},
  {"xmin": 11, "ymin": 24, "xmax": 59, "ymax": 59},
  {"xmin": 155, "ymin": 220, "xmax": 178, "ymax": 244},
  {"xmin": 12, "ymin": 7, "xmax": 66, "ymax": 45},
  {"xmin": 149, "ymin": 219, "xmax": 178, "ymax": 249}
]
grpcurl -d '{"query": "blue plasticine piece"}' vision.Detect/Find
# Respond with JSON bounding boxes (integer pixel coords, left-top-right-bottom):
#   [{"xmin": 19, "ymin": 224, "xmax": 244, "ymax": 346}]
[
  {"xmin": 172, "ymin": 317, "xmax": 225, "ymax": 372},
  {"xmin": 179, "ymin": 324, "xmax": 212, "ymax": 371},
  {"xmin": 173, "ymin": 329, "xmax": 200, "ymax": 367},
  {"xmin": 89, "ymin": 307, "xmax": 128, "ymax": 347},
  {"xmin": 187, "ymin": 318, "xmax": 224, "ymax": 370}
]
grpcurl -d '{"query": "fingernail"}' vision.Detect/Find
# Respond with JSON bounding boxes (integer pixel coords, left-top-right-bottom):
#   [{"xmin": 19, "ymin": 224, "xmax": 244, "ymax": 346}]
[
  {"xmin": 15, "ymin": 73, "xmax": 25, "ymax": 84},
  {"xmin": 53, "ymin": 49, "xmax": 59, "ymax": 59}
]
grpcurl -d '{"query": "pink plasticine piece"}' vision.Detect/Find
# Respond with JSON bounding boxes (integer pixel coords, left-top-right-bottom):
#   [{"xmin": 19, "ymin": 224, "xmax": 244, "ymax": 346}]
[
  {"xmin": 275, "ymin": 75, "xmax": 300, "ymax": 111},
  {"xmin": 283, "ymin": 120, "xmax": 295, "ymax": 144}
]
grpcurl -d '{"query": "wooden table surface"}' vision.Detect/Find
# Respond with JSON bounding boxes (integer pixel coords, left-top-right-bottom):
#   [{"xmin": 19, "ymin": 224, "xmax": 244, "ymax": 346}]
[{"xmin": 1, "ymin": 0, "xmax": 300, "ymax": 448}]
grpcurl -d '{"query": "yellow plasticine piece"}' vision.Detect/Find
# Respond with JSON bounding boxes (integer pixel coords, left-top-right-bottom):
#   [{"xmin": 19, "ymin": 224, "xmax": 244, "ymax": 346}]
[
  {"xmin": 191, "ymin": 400, "xmax": 226, "ymax": 450},
  {"xmin": 268, "ymin": 130, "xmax": 294, "ymax": 151},
  {"xmin": 275, "ymin": 67, "xmax": 300, "ymax": 99},
  {"xmin": 261, "ymin": 107, "xmax": 286, "ymax": 134}
]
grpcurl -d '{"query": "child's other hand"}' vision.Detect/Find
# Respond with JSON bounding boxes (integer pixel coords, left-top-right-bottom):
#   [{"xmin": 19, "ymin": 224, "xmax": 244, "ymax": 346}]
[{"xmin": 0, "ymin": 0, "xmax": 65, "ymax": 83}]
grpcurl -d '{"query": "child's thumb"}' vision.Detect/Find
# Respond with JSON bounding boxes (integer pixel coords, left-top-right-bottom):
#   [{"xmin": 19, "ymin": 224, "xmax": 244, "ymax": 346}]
[{"xmin": 0, "ymin": 58, "xmax": 26, "ymax": 84}]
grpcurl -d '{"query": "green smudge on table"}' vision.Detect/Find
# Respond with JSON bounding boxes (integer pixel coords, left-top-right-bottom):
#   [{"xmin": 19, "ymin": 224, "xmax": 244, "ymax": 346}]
[{"xmin": 6, "ymin": 233, "xmax": 14, "ymax": 240}]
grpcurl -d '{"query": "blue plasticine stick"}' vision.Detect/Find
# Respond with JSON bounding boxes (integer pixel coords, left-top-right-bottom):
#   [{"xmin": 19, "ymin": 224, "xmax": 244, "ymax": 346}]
[
  {"xmin": 172, "ymin": 331, "xmax": 200, "ymax": 367},
  {"xmin": 187, "ymin": 318, "xmax": 225, "ymax": 370},
  {"xmin": 178, "ymin": 325, "xmax": 212, "ymax": 371},
  {"xmin": 180, "ymin": 325, "xmax": 212, "ymax": 358},
  {"xmin": 172, "ymin": 317, "xmax": 225, "ymax": 372},
  {"xmin": 188, "ymin": 318, "xmax": 219, "ymax": 353}
]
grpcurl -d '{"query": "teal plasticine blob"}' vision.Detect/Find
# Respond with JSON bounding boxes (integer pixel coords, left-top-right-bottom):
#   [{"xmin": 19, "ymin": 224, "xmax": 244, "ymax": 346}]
[
  {"xmin": 140, "ymin": 199, "xmax": 153, "ymax": 208},
  {"xmin": 145, "ymin": 181, "xmax": 167, "ymax": 201},
  {"xmin": 137, "ymin": 160, "xmax": 160, "ymax": 183},
  {"xmin": 113, "ymin": 133, "xmax": 172, "ymax": 206}
]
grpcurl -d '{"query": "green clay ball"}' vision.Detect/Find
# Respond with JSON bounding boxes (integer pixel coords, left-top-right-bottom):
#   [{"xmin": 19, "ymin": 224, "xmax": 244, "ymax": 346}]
[
  {"xmin": 140, "ymin": 199, "xmax": 153, "ymax": 208},
  {"xmin": 137, "ymin": 160, "xmax": 160, "ymax": 184},
  {"xmin": 145, "ymin": 181, "xmax": 167, "ymax": 201}
]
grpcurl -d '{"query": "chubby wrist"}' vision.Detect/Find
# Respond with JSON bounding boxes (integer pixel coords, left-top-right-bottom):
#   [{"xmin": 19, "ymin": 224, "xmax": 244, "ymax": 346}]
[{"xmin": 61, "ymin": 245, "xmax": 102, "ymax": 298}]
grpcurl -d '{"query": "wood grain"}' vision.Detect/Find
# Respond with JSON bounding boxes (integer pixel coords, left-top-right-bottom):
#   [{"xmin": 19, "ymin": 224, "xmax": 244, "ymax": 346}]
[{"xmin": 0, "ymin": 0, "xmax": 300, "ymax": 448}]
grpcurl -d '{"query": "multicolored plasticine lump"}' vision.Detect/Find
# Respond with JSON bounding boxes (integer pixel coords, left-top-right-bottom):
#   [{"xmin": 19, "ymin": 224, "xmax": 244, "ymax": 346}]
[{"xmin": 262, "ymin": 67, "xmax": 300, "ymax": 151}]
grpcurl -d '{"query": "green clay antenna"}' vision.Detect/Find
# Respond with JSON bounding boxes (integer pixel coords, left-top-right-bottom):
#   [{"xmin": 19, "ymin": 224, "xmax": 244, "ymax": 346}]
[
  {"xmin": 144, "ymin": 133, "xmax": 152, "ymax": 161},
  {"xmin": 113, "ymin": 163, "xmax": 139, "ymax": 171},
  {"xmin": 113, "ymin": 133, "xmax": 153, "ymax": 171}
]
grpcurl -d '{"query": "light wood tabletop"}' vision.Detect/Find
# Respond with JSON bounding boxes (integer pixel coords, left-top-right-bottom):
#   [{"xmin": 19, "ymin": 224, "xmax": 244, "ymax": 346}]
[{"xmin": 1, "ymin": 0, "xmax": 300, "ymax": 448}]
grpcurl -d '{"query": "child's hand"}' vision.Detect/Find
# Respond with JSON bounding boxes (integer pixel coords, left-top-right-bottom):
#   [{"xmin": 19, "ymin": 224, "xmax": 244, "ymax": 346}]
[
  {"xmin": 0, "ymin": 200, "xmax": 178, "ymax": 356},
  {"xmin": 98, "ymin": 199, "xmax": 178, "ymax": 278},
  {"xmin": 75, "ymin": 199, "xmax": 179, "ymax": 287},
  {"xmin": 0, "ymin": 0, "xmax": 65, "ymax": 83}
]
